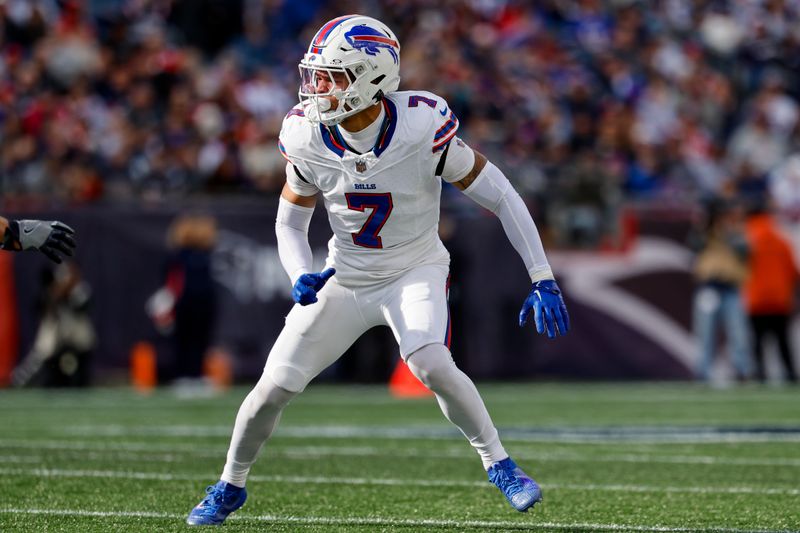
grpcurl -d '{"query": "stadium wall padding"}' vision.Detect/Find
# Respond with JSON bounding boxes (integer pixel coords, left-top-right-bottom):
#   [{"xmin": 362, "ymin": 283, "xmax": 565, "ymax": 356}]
[{"xmin": 8, "ymin": 202, "xmax": 697, "ymax": 383}]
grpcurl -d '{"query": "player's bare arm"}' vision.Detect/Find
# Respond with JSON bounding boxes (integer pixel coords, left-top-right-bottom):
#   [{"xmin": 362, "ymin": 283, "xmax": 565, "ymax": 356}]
[
  {"xmin": 281, "ymin": 182, "xmax": 317, "ymax": 208},
  {"xmin": 452, "ymin": 150, "xmax": 488, "ymax": 191}
]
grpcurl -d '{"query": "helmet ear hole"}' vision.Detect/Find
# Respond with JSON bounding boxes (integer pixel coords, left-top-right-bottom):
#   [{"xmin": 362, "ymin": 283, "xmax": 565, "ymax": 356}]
[{"xmin": 344, "ymin": 98, "xmax": 362, "ymax": 111}]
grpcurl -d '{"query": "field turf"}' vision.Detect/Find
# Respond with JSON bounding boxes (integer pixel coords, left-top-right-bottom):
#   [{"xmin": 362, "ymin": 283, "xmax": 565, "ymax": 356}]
[{"xmin": 0, "ymin": 383, "xmax": 798, "ymax": 532}]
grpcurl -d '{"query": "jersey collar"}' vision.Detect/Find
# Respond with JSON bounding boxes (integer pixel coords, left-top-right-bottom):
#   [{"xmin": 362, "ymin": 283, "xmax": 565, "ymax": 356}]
[{"xmin": 319, "ymin": 98, "xmax": 397, "ymax": 159}]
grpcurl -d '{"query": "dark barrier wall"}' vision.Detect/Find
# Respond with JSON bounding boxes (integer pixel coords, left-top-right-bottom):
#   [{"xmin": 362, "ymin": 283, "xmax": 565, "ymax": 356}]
[{"xmin": 8, "ymin": 201, "xmax": 696, "ymax": 383}]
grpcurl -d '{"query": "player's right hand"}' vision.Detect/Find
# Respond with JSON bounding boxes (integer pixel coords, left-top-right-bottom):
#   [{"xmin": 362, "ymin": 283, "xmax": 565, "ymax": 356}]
[
  {"xmin": 8, "ymin": 219, "xmax": 77, "ymax": 264},
  {"xmin": 292, "ymin": 268, "xmax": 336, "ymax": 305}
]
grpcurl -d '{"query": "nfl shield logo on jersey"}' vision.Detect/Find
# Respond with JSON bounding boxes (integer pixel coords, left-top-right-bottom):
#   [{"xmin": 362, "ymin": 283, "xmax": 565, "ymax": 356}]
[{"xmin": 355, "ymin": 158, "xmax": 367, "ymax": 173}]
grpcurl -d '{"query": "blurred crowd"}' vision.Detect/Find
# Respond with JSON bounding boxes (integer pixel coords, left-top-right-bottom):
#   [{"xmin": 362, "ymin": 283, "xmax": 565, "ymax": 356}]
[{"xmin": 2, "ymin": 0, "xmax": 800, "ymax": 225}]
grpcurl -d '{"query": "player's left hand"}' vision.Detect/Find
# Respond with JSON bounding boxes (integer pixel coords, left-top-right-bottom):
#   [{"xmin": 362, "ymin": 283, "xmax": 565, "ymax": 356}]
[
  {"xmin": 5, "ymin": 219, "xmax": 77, "ymax": 264},
  {"xmin": 519, "ymin": 279, "xmax": 570, "ymax": 338},
  {"xmin": 292, "ymin": 268, "xmax": 336, "ymax": 306}
]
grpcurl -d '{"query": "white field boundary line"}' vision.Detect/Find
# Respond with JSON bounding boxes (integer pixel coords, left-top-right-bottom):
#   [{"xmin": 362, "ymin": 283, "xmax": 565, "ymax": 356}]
[
  {"xmin": 50, "ymin": 424, "xmax": 800, "ymax": 444},
  {"xmin": 293, "ymin": 392, "xmax": 800, "ymax": 405},
  {"xmin": 1, "ymin": 467, "xmax": 798, "ymax": 496},
  {"xmin": 0, "ymin": 508, "xmax": 788, "ymax": 533},
  {"xmin": 269, "ymin": 448, "xmax": 800, "ymax": 467},
  {"xmin": 0, "ymin": 435, "xmax": 786, "ymax": 454},
  {"xmin": 2, "ymin": 439, "xmax": 800, "ymax": 468}
]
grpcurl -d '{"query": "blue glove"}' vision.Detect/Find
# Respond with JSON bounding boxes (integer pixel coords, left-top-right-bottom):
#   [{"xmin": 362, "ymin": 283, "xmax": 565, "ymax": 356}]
[
  {"xmin": 519, "ymin": 279, "xmax": 570, "ymax": 338},
  {"xmin": 292, "ymin": 268, "xmax": 336, "ymax": 306}
]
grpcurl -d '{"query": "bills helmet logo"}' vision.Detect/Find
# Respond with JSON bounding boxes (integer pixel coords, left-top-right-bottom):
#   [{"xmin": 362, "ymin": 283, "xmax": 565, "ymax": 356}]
[{"xmin": 345, "ymin": 25, "xmax": 399, "ymax": 64}]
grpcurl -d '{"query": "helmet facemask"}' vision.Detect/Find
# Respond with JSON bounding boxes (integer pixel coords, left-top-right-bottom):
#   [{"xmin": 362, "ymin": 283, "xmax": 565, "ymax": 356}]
[{"xmin": 298, "ymin": 58, "xmax": 378, "ymax": 126}]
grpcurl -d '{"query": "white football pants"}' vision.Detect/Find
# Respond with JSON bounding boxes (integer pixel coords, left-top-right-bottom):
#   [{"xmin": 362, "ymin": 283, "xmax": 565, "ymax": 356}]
[{"xmin": 221, "ymin": 264, "xmax": 507, "ymax": 486}]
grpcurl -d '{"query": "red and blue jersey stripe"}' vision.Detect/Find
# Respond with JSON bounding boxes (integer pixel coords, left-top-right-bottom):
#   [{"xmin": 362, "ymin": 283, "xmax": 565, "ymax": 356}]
[
  {"xmin": 309, "ymin": 15, "xmax": 358, "ymax": 53},
  {"xmin": 433, "ymin": 111, "xmax": 459, "ymax": 153}
]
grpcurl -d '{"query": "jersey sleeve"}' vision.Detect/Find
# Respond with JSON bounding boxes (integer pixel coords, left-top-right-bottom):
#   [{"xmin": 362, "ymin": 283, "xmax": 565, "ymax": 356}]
[
  {"xmin": 439, "ymin": 137, "xmax": 475, "ymax": 183},
  {"xmin": 430, "ymin": 97, "xmax": 460, "ymax": 154},
  {"xmin": 402, "ymin": 91, "xmax": 460, "ymax": 153},
  {"xmin": 283, "ymin": 162, "xmax": 319, "ymax": 196}
]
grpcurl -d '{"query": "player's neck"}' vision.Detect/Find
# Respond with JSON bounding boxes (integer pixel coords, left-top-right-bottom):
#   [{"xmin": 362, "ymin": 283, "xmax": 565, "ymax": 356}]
[{"xmin": 339, "ymin": 101, "xmax": 383, "ymax": 132}]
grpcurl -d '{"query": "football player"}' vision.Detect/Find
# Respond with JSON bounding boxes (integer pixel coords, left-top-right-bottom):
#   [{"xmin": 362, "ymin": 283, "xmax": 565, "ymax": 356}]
[
  {"xmin": 188, "ymin": 14, "xmax": 569, "ymax": 525},
  {"xmin": 0, "ymin": 216, "xmax": 76, "ymax": 263}
]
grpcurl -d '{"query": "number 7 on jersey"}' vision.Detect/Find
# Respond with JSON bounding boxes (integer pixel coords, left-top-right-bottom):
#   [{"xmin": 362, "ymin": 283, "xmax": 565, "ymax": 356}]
[{"xmin": 345, "ymin": 192, "xmax": 393, "ymax": 248}]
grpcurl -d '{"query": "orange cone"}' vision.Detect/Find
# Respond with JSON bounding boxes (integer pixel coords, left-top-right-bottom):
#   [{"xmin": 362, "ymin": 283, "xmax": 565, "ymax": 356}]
[
  {"xmin": 204, "ymin": 347, "xmax": 233, "ymax": 391},
  {"xmin": 388, "ymin": 358, "xmax": 433, "ymax": 398},
  {"xmin": 130, "ymin": 341, "xmax": 157, "ymax": 393}
]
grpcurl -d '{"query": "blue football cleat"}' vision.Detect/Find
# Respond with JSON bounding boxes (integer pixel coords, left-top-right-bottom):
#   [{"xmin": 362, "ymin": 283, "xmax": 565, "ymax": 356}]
[
  {"xmin": 488, "ymin": 457, "xmax": 542, "ymax": 512},
  {"xmin": 186, "ymin": 480, "xmax": 247, "ymax": 526}
]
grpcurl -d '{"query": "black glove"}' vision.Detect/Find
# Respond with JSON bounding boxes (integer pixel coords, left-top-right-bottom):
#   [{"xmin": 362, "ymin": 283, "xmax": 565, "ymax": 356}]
[{"xmin": 3, "ymin": 219, "xmax": 77, "ymax": 263}]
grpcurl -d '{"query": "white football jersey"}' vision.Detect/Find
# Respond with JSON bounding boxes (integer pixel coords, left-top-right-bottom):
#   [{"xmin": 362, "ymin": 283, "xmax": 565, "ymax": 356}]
[{"xmin": 278, "ymin": 90, "xmax": 460, "ymax": 287}]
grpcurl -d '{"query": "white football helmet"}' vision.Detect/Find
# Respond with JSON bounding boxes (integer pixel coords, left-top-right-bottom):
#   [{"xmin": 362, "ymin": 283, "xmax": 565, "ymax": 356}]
[{"xmin": 298, "ymin": 15, "xmax": 401, "ymax": 126}]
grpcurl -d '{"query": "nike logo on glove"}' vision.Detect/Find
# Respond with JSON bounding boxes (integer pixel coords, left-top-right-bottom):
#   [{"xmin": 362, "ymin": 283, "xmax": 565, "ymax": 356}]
[{"xmin": 22, "ymin": 227, "xmax": 34, "ymax": 235}]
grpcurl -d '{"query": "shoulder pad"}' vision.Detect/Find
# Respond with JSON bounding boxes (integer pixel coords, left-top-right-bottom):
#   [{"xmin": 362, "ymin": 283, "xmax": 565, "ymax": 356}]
[{"xmin": 278, "ymin": 106, "xmax": 316, "ymax": 166}]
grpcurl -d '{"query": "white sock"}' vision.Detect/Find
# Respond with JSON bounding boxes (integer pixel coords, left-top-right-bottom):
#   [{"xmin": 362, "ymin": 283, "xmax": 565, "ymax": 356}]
[
  {"xmin": 220, "ymin": 375, "xmax": 297, "ymax": 487},
  {"xmin": 406, "ymin": 343, "xmax": 508, "ymax": 469}
]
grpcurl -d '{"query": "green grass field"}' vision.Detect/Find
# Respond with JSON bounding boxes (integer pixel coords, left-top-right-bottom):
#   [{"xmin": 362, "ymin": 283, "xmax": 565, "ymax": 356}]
[{"xmin": 0, "ymin": 383, "xmax": 798, "ymax": 532}]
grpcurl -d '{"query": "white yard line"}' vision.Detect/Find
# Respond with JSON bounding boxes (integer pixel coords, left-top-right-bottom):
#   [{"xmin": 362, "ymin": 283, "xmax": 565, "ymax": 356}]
[
  {"xmin": 0, "ymin": 467, "xmax": 797, "ymax": 496},
  {"xmin": 2, "ymin": 439, "xmax": 800, "ymax": 468},
  {"xmin": 0, "ymin": 452, "xmax": 220, "ymax": 463},
  {"xmin": 0, "ymin": 438, "xmax": 223, "ymax": 454},
  {"xmin": 0, "ymin": 507, "xmax": 787, "ymax": 533},
  {"xmin": 0, "ymin": 455, "xmax": 42, "ymax": 464}
]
